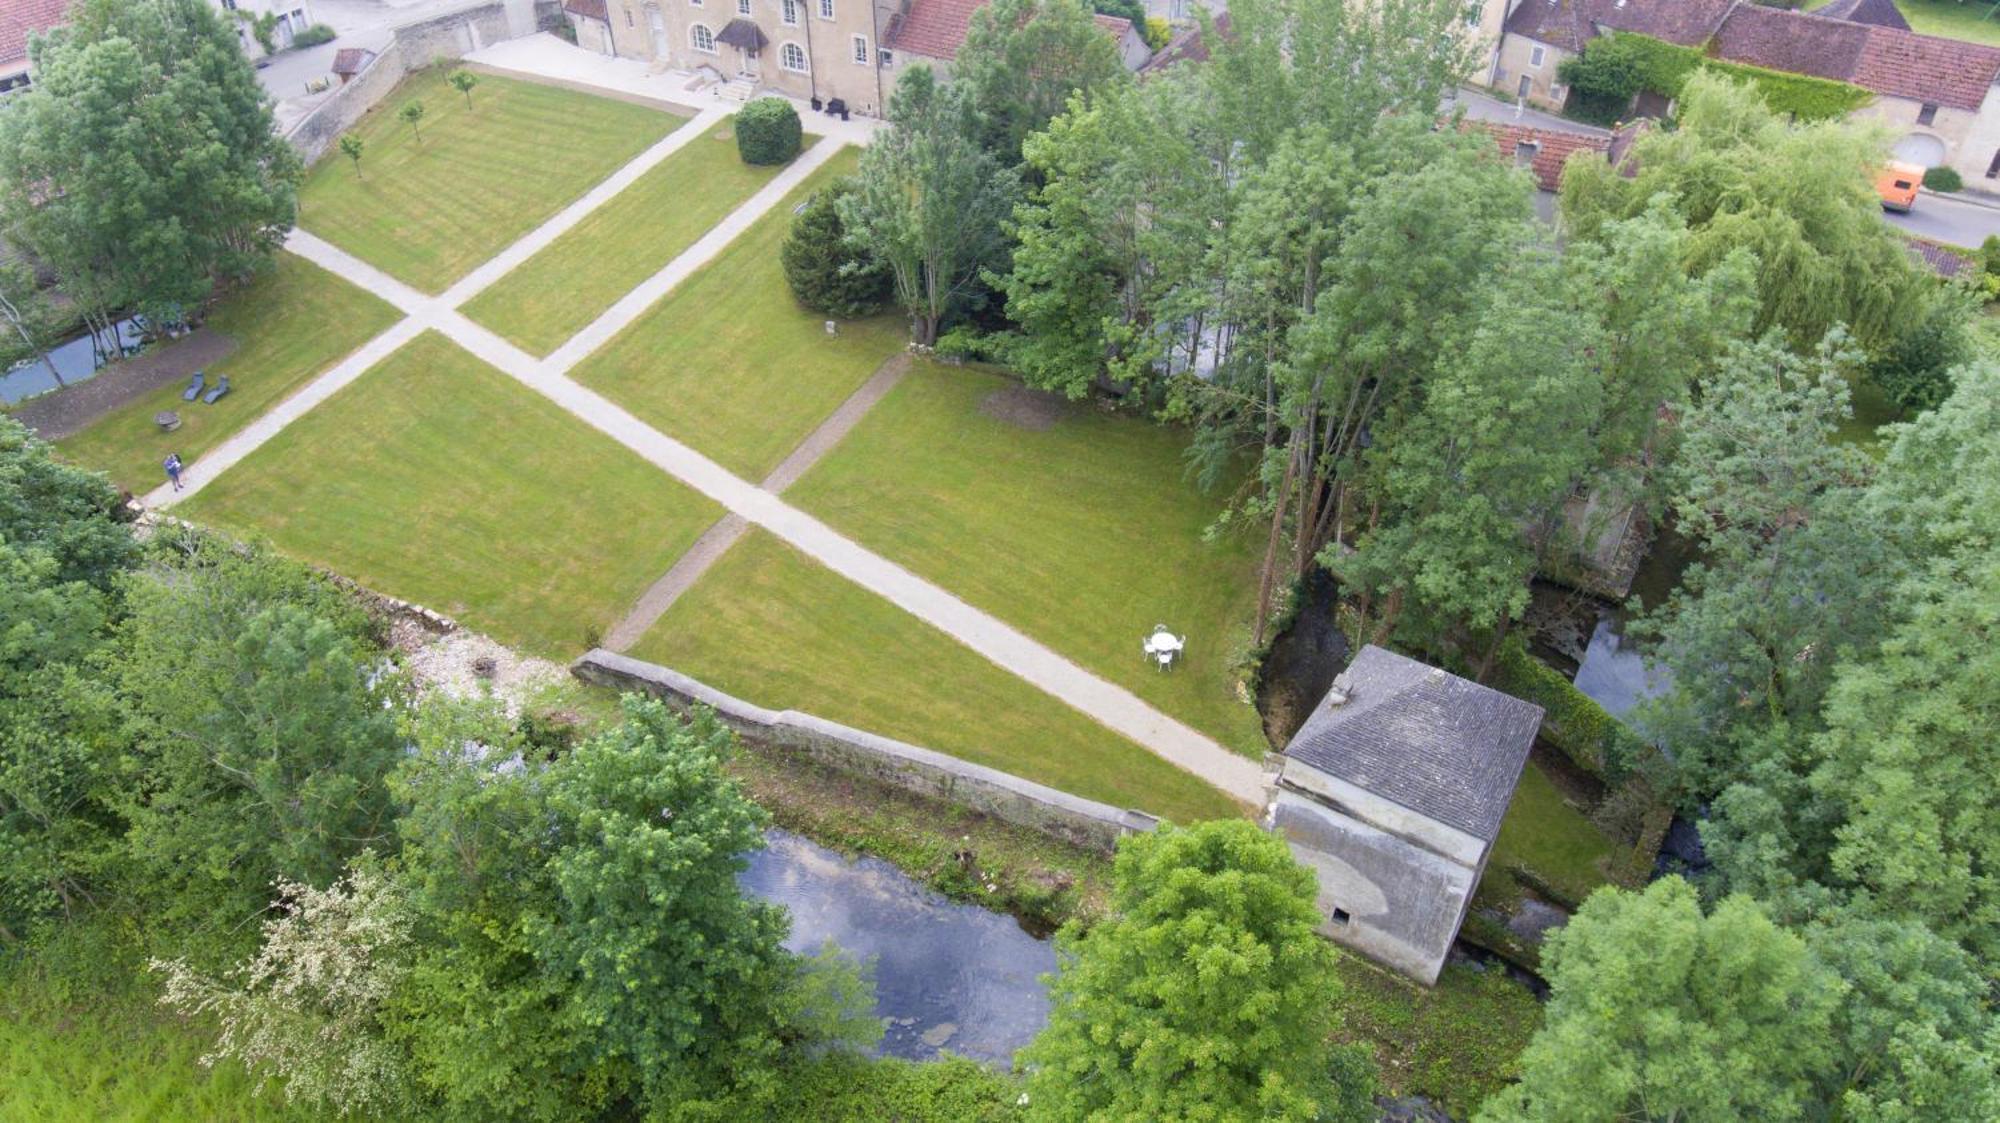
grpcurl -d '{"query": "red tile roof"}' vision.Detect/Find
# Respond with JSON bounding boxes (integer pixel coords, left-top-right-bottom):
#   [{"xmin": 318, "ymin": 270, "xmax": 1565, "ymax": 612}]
[
  {"xmin": 1909, "ymin": 238, "xmax": 1968, "ymax": 279},
  {"xmin": 1850, "ymin": 25, "xmax": 2000, "ymax": 110},
  {"xmin": 1503, "ymin": 0, "xmax": 1736, "ymax": 55},
  {"xmin": 885, "ymin": 0, "xmax": 985, "ymax": 61},
  {"xmin": 1137, "ymin": 12, "xmax": 1228, "ymax": 75},
  {"xmin": 1, "ymin": 0, "xmax": 71, "ymax": 71},
  {"xmin": 563, "ymin": 0, "xmax": 610, "ymax": 21},
  {"xmin": 1467, "ymin": 119, "xmax": 1612, "ymax": 192},
  {"xmin": 331, "ymin": 47, "xmax": 376, "ymax": 75},
  {"xmin": 887, "ymin": 0, "xmax": 1142, "ymax": 62}
]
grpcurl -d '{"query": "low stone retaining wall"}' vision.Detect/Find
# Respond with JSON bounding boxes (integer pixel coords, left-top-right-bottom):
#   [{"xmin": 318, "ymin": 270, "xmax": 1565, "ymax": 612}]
[
  {"xmin": 284, "ymin": 1, "xmax": 521, "ymax": 165},
  {"xmin": 572, "ymin": 649, "xmax": 1161, "ymax": 854}
]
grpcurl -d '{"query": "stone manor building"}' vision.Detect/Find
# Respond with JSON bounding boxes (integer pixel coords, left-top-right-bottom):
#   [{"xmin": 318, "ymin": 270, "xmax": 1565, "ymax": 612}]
[
  {"xmin": 591, "ymin": 0, "xmax": 899, "ymax": 115},
  {"xmin": 1267, "ymin": 645, "xmax": 1543, "ymax": 984}
]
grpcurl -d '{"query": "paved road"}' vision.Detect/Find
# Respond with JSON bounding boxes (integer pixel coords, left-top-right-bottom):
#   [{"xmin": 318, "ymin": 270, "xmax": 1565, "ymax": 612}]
[{"xmin": 1883, "ymin": 191, "xmax": 2000, "ymax": 249}]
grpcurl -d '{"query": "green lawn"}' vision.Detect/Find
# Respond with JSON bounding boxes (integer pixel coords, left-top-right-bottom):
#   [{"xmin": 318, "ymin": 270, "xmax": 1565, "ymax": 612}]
[
  {"xmin": 1335, "ymin": 957, "xmax": 1539, "ymax": 1117},
  {"xmin": 57, "ymin": 255, "xmax": 400, "ymax": 492},
  {"xmin": 183, "ymin": 331, "xmax": 722, "ymax": 656},
  {"xmin": 571, "ymin": 147, "xmax": 907, "ymax": 480},
  {"xmin": 1490, "ymin": 760, "xmax": 1618, "ymax": 907},
  {"xmin": 297, "ymin": 69, "xmax": 683, "ymax": 293},
  {"xmin": 632, "ymin": 530, "xmax": 1245, "ymax": 824},
  {"xmin": 787, "ymin": 362, "xmax": 1269, "ymax": 755},
  {"xmin": 1807, "ymin": 0, "xmax": 2000, "ymax": 46},
  {"xmin": 462, "ymin": 118, "xmax": 817, "ymax": 356}
]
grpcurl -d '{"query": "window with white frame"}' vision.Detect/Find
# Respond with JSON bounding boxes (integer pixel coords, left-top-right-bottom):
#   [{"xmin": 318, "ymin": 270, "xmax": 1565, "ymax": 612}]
[
  {"xmin": 1529, "ymin": 44, "xmax": 1545, "ymax": 68},
  {"xmin": 692, "ymin": 23, "xmax": 715, "ymax": 51},
  {"xmin": 878, "ymin": 48, "xmax": 892, "ymax": 67},
  {"xmin": 851, "ymin": 34, "xmax": 867, "ymax": 63},
  {"xmin": 819, "ymin": 0, "xmax": 833, "ymax": 18},
  {"xmin": 737, "ymin": 0, "xmax": 750, "ymax": 14},
  {"xmin": 782, "ymin": 41, "xmax": 806, "ymax": 70},
  {"xmin": 782, "ymin": 0, "xmax": 797, "ymax": 23}
]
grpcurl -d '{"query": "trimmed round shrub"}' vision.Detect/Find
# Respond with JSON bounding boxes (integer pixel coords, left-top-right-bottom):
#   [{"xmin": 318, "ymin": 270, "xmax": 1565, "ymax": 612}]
[
  {"xmin": 781, "ymin": 178, "xmax": 891, "ymax": 318},
  {"xmin": 736, "ymin": 97, "xmax": 802, "ymax": 166},
  {"xmin": 1923, "ymin": 165, "xmax": 1963, "ymax": 194}
]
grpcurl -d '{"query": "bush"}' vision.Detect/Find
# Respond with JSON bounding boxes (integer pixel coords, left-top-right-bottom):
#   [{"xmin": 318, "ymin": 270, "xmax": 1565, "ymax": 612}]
[
  {"xmin": 1093, "ymin": 0, "xmax": 1144, "ymax": 25},
  {"xmin": 780, "ymin": 178, "xmax": 892, "ymax": 317},
  {"xmin": 1491, "ymin": 638, "xmax": 1639, "ymax": 780},
  {"xmin": 1143, "ymin": 16, "xmax": 1172, "ymax": 50},
  {"xmin": 1923, "ymin": 164, "xmax": 1963, "ymax": 193},
  {"xmin": 1559, "ymin": 31, "xmax": 1870, "ymax": 123},
  {"xmin": 736, "ymin": 97, "xmax": 802, "ymax": 166},
  {"xmin": 291, "ymin": 23, "xmax": 336, "ymax": 48}
]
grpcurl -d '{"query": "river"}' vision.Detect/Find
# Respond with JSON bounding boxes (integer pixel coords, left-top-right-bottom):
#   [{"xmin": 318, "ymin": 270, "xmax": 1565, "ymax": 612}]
[
  {"xmin": 0, "ymin": 318, "xmax": 146, "ymax": 404},
  {"xmin": 740, "ymin": 829, "xmax": 1056, "ymax": 1064}
]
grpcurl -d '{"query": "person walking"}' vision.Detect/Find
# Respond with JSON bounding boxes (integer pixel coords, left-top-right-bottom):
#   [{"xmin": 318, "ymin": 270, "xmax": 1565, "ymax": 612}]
[{"xmin": 163, "ymin": 452, "xmax": 183, "ymax": 492}]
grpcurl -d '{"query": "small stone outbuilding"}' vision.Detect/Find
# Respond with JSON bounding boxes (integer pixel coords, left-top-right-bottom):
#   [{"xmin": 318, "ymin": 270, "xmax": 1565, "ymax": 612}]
[{"xmin": 1266, "ymin": 645, "xmax": 1542, "ymax": 984}]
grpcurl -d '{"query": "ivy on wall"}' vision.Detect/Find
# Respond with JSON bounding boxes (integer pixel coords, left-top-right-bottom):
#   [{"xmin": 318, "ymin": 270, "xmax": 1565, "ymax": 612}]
[{"xmin": 1557, "ymin": 31, "xmax": 1874, "ymax": 126}]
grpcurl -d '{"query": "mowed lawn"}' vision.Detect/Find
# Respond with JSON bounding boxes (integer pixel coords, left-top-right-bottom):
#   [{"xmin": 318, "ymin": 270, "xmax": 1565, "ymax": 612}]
[
  {"xmin": 633, "ymin": 531, "xmax": 1244, "ymax": 824},
  {"xmin": 572, "ymin": 147, "xmax": 906, "ymax": 480},
  {"xmin": 1490, "ymin": 761, "xmax": 1618, "ymax": 906},
  {"xmin": 463, "ymin": 118, "xmax": 817, "ymax": 355},
  {"xmin": 58, "ymin": 254, "xmax": 400, "ymax": 492},
  {"xmin": 297, "ymin": 69, "xmax": 684, "ymax": 293},
  {"xmin": 183, "ymin": 331, "xmax": 722, "ymax": 656},
  {"xmin": 788, "ymin": 363, "xmax": 1270, "ymax": 755},
  {"xmin": 1807, "ymin": 0, "xmax": 2000, "ymax": 46}
]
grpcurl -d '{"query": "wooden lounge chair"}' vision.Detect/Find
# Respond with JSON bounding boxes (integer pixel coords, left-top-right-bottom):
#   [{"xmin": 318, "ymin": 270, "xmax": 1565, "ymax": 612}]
[
  {"xmin": 201, "ymin": 375, "xmax": 230, "ymax": 405},
  {"xmin": 181, "ymin": 371, "xmax": 205, "ymax": 401}
]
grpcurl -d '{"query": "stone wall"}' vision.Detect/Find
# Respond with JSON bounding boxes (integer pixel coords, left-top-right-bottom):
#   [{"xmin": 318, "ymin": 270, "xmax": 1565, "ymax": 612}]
[
  {"xmin": 572, "ymin": 650, "xmax": 1161, "ymax": 854},
  {"xmin": 283, "ymin": 1, "xmax": 519, "ymax": 165}
]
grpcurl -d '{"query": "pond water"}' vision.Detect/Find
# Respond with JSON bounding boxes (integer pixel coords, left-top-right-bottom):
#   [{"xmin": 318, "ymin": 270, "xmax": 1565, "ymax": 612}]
[
  {"xmin": 0, "ymin": 318, "xmax": 146, "ymax": 404},
  {"xmin": 740, "ymin": 829, "xmax": 1056, "ymax": 1065}
]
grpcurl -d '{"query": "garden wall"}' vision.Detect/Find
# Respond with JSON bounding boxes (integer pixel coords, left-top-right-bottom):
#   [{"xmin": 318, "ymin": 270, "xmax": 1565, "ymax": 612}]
[
  {"xmin": 284, "ymin": 1, "xmax": 521, "ymax": 165},
  {"xmin": 572, "ymin": 649, "xmax": 1162, "ymax": 853}
]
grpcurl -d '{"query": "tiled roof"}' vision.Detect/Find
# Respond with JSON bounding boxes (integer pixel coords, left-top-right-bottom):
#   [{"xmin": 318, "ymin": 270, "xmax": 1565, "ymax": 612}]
[
  {"xmin": 1467, "ymin": 119, "xmax": 1611, "ymax": 191},
  {"xmin": 1, "ymin": 0, "xmax": 71, "ymax": 70},
  {"xmin": 885, "ymin": 0, "xmax": 984, "ymax": 61},
  {"xmin": 887, "ymin": 0, "xmax": 1143, "ymax": 62},
  {"xmin": 331, "ymin": 47, "xmax": 376, "ymax": 75},
  {"xmin": 1909, "ymin": 239, "xmax": 1968, "ymax": 279},
  {"xmin": 1850, "ymin": 25, "xmax": 2000, "ymax": 110},
  {"xmin": 1503, "ymin": 0, "xmax": 1736, "ymax": 54},
  {"xmin": 1137, "ymin": 11, "xmax": 1228, "ymax": 74},
  {"xmin": 1711, "ymin": 3, "xmax": 1870, "ymax": 84},
  {"xmin": 1816, "ymin": 0, "xmax": 1909, "ymax": 32},
  {"xmin": 563, "ymin": 0, "xmax": 610, "ymax": 21},
  {"xmin": 1282, "ymin": 646, "xmax": 1543, "ymax": 843}
]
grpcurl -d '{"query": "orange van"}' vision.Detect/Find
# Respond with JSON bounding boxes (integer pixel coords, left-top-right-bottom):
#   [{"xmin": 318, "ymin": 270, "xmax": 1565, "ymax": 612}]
[{"xmin": 1877, "ymin": 162, "xmax": 1923, "ymax": 213}]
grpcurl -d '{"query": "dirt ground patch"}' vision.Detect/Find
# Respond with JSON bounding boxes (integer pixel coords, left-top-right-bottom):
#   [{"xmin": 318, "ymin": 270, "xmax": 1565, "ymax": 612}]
[
  {"xmin": 10, "ymin": 330, "xmax": 236, "ymax": 442},
  {"xmin": 977, "ymin": 383, "xmax": 1070, "ymax": 431}
]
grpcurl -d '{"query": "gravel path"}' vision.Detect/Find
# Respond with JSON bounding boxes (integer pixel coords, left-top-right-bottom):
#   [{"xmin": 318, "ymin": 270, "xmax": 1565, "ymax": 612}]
[{"xmin": 11, "ymin": 330, "xmax": 236, "ymax": 442}]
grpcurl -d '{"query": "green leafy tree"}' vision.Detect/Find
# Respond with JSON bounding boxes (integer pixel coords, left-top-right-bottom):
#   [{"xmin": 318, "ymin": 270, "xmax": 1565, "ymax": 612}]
[
  {"xmin": 840, "ymin": 66, "xmax": 1019, "ymax": 345},
  {"xmin": 1560, "ymin": 71, "xmax": 1932, "ymax": 357},
  {"xmin": 0, "ymin": 258, "xmax": 63, "ymax": 385},
  {"xmin": 400, "ymin": 99, "xmax": 426, "ymax": 144},
  {"xmin": 0, "ymin": 0, "xmax": 301, "ymax": 329},
  {"xmin": 1022, "ymin": 820, "xmax": 1375, "ymax": 1122},
  {"xmin": 447, "ymin": 68, "xmax": 479, "ymax": 108},
  {"xmin": 112, "ymin": 540, "xmax": 399, "ymax": 939},
  {"xmin": 1477, "ymin": 878, "xmax": 1843, "ymax": 1123},
  {"xmin": 1865, "ymin": 286, "xmax": 1974, "ymax": 415},
  {"xmin": 955, "ymin": 0, "xmax": 1129, "ymax": 164},
  {"xmin": 0, "ymin": 416, "xmax": 138, "ymax": 589},
  {"xmin": 781, "ymin": 178, "xmax": 892, "ymax": 318},
  {"xmin": 338, "ymin": 134, "xmax": 365, "ymax": 179},
  {"xmin": 736, "ymin": 96, "xmax": 803, "ymax": 165}
]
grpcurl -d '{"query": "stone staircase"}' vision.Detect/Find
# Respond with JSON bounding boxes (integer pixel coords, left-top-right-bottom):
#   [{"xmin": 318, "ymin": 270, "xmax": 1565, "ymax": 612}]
[{"xmin": 717, "ymin": 77, "xmax": 757, "ymax": 102}]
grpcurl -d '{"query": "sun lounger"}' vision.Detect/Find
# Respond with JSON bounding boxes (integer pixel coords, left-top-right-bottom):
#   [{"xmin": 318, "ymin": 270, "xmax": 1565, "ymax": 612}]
[
  {"xmin": 181, "ymin": 371, "xmax": 204, "ymax": 401},
  {"xmin": 201, "ymin": 375, "xmax": 229, "ymax": 405}
]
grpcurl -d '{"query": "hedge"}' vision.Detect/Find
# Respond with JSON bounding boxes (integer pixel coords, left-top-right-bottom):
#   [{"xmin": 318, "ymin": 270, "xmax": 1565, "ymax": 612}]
[
  {"xmin": 736, "ymin": 97, "xmax": 803, "ymax": 166},
  {"xmin": 1558, "ymin": 31, "xmax": 1873, "ymax": 124},
  {"xmin": 1491, "ymin": 637, "xmax": 1637, "ymax": 781}
]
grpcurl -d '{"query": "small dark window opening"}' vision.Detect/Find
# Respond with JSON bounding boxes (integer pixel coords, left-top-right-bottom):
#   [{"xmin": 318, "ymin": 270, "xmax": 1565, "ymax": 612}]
[
  {"xmin": 1985, "ymin": 149, "xmax": 2000, "ymax": 179},
  {"xmin": 1331, "ymin": 907, "xmax": 1352, "ymax": 926},
  {"xmin": 1918, "ymin": 102, "xmax": 1939, "ymax": 126},
  {"xmin": 1513, "ymin": 141, "xmax": 1539, "ymax": 168}
]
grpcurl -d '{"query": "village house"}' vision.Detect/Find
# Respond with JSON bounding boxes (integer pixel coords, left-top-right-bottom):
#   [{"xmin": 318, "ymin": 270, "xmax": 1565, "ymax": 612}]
[
  {"xmin": 0, "ymin": 0, "xmax": 71, "ymax": 95},
  {"xmin": 210, "ymin": 0, "xmax": 320, "ymax": 60},
  {"xmin": 591, "ymin": 0, "xmax": 1147, "ymax": 116},
  {"xmin": 1266, "ymin": 645, "xmax": 1543, "ymax": 984},
  {"xmin": 1484, "ymin": 0, "xmax": 2000, "ymax": 188}
]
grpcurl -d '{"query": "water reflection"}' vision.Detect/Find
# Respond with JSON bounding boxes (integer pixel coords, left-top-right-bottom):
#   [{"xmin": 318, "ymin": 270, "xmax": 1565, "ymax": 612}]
[
  {"xmin": 740, "ymin": 829, "xmax": 1056, "ymax": 1064},
  {"xmin": 1572, "ymin": 615, "xmax": 1673, "ymax": 719},
  {"xmin": 0, "ymin": 318, "xmax": 146, "ymax": 404}
]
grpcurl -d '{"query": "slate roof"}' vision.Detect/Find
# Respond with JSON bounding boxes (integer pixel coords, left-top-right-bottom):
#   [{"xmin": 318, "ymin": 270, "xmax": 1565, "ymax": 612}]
[
  {"xmin": 1909, "ymin": 238, "xmax": 1968, "ymax": 279},
  {"xmin": 563, "ymin": 0, "xmax": 610, "ymax": 21},
  {"xmin": 331, "ymin": 47, "xmax": 376, "ymax": 76},
  {"xmin": 716, "ymin": 17, "xmax": 768, "ymax": 51},
  {"xmin": 1468, "ymin": 119, "xmax": 1612, "ymax": 191},
  {"xmin": 1502, "ymin": 0, "xmax": 1736, "ymax": 54},
  {"xmin": 1816, "ymin": 0, "xmax": 1910, "ymax": 32},
  {"xmin": 1282, "ymin": 646, "xmax": 1543, "ymax": 843},
  {"xmin": 1, "ymin": 0, "xmax": 70, "ymax": 72}
]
